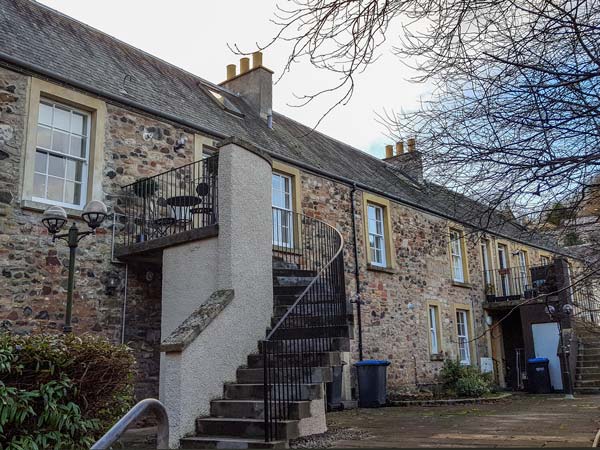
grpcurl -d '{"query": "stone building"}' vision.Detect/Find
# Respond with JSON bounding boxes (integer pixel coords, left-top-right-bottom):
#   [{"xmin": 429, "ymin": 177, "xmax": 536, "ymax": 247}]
[{"xmin": 1, "ymin": 0, "xmax": 598, "ymax": 447}]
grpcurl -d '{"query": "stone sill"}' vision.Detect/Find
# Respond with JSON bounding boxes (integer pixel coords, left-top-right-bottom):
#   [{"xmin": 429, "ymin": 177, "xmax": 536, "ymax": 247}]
[
  {"xmin": 21, "ymin": 199, "xmax": 83, "ymax": 218},
  {"xmin": 272, "ymin": 244, "xmax": 303, "ymax": 256},
  {"xmin": 452, "ymin": 281, "xmax": 473, "ymax": 289},
  {"xmin": 430, "ymin": 353, "xmax": 445, "ymax": 361},
  {"xmin": 367, "ymin": 264, "xmax": 396, "ymax": 274}
]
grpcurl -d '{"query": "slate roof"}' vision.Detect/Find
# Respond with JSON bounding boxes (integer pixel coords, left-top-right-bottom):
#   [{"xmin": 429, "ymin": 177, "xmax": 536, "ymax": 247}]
[{"xmin": 0, "ymin": 0, "xmax": 564, "ymax": 252}]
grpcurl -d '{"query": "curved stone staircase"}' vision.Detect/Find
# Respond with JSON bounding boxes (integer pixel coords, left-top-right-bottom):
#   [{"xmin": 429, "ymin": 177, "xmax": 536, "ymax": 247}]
[{"xmin": 180, "ymin": 258, "xmax": 351, "ymax": 449}]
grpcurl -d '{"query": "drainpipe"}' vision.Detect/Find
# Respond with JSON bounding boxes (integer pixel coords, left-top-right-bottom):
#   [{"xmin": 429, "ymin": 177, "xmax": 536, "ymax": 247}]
[{"xmin": 350, "ymin": 183, "xmax": 364, "ymax": 361}]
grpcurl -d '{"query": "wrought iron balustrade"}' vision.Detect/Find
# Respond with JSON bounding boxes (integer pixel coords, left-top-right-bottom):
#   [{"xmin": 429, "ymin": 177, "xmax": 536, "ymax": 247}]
[
  {"xmin": 263, "ymin": 207, "xmax": 347, "ymax": 442},
  {"xmin": 484, "ymin": 264, "xmax": 552, "ymax": 301},
  {"xmin": 119, "ymin": 156, "xmax": 218, "ymax": 247}
]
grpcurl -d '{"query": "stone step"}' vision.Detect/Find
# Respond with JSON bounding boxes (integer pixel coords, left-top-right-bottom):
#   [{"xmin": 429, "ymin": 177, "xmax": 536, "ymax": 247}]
[
  {"xmin": 271, "ymin": 314, "xmax": 348, "ymax": 328},
  {"xmin": 237, "ymin": 367, "xmax": 333, "ymax": 384},
  {"xmin": 259, "ymin": 337, "xmax": 350, "ymax": 353},
  {"xmin": 273, "ymin": 303, "xmax": 343, "ymax": 318},
  {"xmin": 196, "ymin": 417, "xmax": 299, "ymax": 441},
  {"xmin": 210, "ymin": 399, "xmax": 311, "ymax": 420},
  {"xmin": 576, "ymin": 372, "xmax": 600, "ymax": 381},
  {"xmin": 273, "ymin": 276, "xmax": 316, "ymax": 287},
  {"xmin": 274, "ymin": 294, "xmax": 340, "ymax": 307},
  {"xmin": 180, "ymin": 436, "xmax": 287, "ymax": 449},
  {"xmin": 575, "ymin": 386, "xmax": 600, "ymax": 395},
  {"xmin": 273, "ymin": 268, "xmax": 317, "ymax": 278},
  {"xmin": 272, "ymin": 258, "xmax": 299, "ymax": 270},
  {"xmin": 247, "ymin": 351, "xmax": 342, "ymax": 369},
  {"xmin": 223, "ymin": 383, "xmax": 324, "ymax": 401},
  {"xmin": 268, "ymin": 325, "xmax": 350, "ymax": 341},
  {"xmin": 574, "ymin": 379, "xmax": 600, "ymax": 386}
]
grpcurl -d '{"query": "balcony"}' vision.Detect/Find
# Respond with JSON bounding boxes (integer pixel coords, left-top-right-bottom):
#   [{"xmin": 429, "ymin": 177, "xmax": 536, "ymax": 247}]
[
  {"xmin": 114, "ymin": 156, "xmax": 218, "ymax": 260},
  {"xmin": 484, "ymin": 264, "xmax": 553, "ymax": 303}
]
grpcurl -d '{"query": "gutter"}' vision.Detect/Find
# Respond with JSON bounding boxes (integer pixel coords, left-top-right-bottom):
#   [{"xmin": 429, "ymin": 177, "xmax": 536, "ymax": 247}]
[{"xmin": 0, "ymin": 51, "xmax": 570, "ymax": 258}]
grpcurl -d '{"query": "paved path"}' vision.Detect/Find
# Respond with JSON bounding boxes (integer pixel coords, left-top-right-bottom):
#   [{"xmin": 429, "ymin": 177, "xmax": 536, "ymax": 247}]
[{"xmin": 327, "ymin": 394, "xmax": 600, "ymax": 448}]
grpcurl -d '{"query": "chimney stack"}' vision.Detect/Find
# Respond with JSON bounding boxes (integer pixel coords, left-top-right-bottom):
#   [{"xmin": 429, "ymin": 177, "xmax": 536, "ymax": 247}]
[
  {"xmin": 385, "ymin": 145, "xmax": 394, "ymax": 159},
  {"xmin": 226, "ymin": 64, "xmax": 236, "ymax": 81},
  {"xmin": 240, "ymin": 57, "xmax": 250, "ymax": 74},
  {"xmin": 383, "ymin": 138, "xmax": 424, "ymax": 184},
  {"xmin": 395, "ymin": 141, "xmax": 404, "ymax": 155},
  {"xmin": 221, "ymin": 51, "xmax": 274, "ymax": 122}
]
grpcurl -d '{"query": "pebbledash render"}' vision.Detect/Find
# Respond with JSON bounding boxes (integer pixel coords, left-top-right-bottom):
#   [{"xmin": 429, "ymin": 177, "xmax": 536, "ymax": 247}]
[{"xmin": 0, "ymin": 0, "xmax": 588, "ymax": 416}]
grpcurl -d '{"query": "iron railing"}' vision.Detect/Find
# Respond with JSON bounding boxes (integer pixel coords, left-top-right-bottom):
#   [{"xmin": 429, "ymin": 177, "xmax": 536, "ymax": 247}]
[
  {"xmin": 263, "ymin": 207, "xmax": 346, "ymax": 442},
  {"xmin": 119, "ymin": 156, "xmax": 218, "ymax": 247},
  {"xmin": 572, "ymin": 280, "xmax": 600, "ymax": 324},
  {"xmin": 484, "ymin": 264, "xmax": 552, "ymax": 301}
]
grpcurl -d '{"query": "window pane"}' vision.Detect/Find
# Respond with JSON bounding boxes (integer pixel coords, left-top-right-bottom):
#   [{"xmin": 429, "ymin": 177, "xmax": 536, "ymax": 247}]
[
  {"xmin": 70, "ymin": 135, "xmax": 86, "ymax": 158},
  {"xmin": 47, "ymin": 177, "xmax": 64, "ymax": 202},
  {"xmin": 54, "ymin": 106, "xmax": 70, "ymax": 131},
  {"xmin": 52, "ymin": 130, "xmax": 69, "ymax": 154},
  {"xmin": 33, "ymin": 174, "xmax": 46, "ymax": 198},
  {"xmin": 66, "ymin": 159, "xmax": 84, "ymax": 182},
  {"xmin": 36, "ymin": 125, "xmax": 52, "ymax": 149},
  {"xmin": 48, "ymin": 154, "xmax": 66, "ymax": 178},
  {"xmin": 376, "ymin": 219, "xmax": 383, "ymax": 235},
  {"xmin": 64, "ymin": 182, "xmax": 82, "ymax": 205},
  {"xmin": 71, "ymin": 112, "xmax": 87, "ymax": 135},
  {"xmin": 34, "ymin": 151, "xmax": 47, "ymax": 173},
  {"xmin": 38, "ymin": 103, "xmax": 53, "ymax": 126}
]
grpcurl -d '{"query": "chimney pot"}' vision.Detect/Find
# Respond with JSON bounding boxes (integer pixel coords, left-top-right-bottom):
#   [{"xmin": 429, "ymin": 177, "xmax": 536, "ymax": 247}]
[
  {"xmin": 385, "ymin": 145, "xmax": 394, "ymax": 159},
  {"xmin": 240, "ymin": 57, "xmax": 250, "ymax": 74},
  {"xmin": 395, "ymin": 141, "xmax": 404, "ymax": 155},
  {"xmin": 252, "ymin": 51, "xmax": 263, "ymax": 68},
  {"xmin": 226, "ymin": 64, "xmax": 236, "ymax": 81},
  {"xmin": 407, "ymin": 138, "xmax": 416, "ymax": 153}
]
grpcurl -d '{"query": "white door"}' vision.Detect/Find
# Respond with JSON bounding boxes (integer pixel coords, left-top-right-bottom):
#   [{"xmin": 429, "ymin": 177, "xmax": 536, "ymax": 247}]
[{"xmin": 532, "ymin": 322, "xmax": 563, "ymax": 390}]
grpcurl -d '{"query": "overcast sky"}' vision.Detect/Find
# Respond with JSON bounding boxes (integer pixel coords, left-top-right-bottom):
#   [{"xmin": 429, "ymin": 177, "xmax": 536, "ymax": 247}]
[{"xmin": 38, "ymin": 0, "xmax": 429, "ymax": 158}]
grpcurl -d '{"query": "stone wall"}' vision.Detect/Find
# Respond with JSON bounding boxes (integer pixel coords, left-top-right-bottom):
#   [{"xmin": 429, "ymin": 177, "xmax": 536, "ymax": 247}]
[
  {"xmin": 298, "ymin": 169, "xmax": 558, "ymax": 396},
  {"xmin": 0, "ymin": 65, "xmax": 201, "ymax": 399}
]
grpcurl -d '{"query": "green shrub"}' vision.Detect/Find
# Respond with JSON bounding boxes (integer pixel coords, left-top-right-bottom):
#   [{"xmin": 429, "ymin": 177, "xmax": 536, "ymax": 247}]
[
  {"xmin": 0, "ymin": 333, "xmax": 135, "ymax": 449},
  {"xmin": 439, "ymin": 359, "xmax": 492, "ymax": 398}
]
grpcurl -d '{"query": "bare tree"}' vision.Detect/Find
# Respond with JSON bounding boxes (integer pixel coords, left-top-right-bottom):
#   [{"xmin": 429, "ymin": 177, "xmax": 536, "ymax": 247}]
[{"xmin": 256, "ymin": 0, "xmax": 600, "ymax": 322}]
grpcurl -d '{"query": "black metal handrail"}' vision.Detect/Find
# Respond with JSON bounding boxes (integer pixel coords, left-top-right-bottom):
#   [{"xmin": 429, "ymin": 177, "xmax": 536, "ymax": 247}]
[
  {"xmin": 484, "ymin": 264, "xmax": 552, "ymax": 301},
  {"xmin": 263, "ymin": 207, "xmax": 346, "ymax": 442},
  {"xmin": 119, "ymin": 156, "xmax": 218, "ymax": 247}
]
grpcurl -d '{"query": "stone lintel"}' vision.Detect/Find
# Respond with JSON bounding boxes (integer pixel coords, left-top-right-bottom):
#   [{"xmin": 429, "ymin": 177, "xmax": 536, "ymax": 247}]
[{"xmin": 160, "ymin": 289, "xmax": 235, "ymax": 353}]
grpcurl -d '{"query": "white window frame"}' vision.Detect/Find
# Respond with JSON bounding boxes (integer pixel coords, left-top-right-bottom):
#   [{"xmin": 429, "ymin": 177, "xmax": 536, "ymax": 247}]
[
  {"xmin": 498, "ymin": 244, "xmax": 510, "ymax": 295},
  {"xmin": 428, "ymin": 305, "xmax": 441, "ymax": 355},
  {"xmin": 517, "ymin": 250, "xmax": 529, "ymax": 292},
  {"xmin": 481, "ymin": 239, "xmax": 492, "ymax": 285},
  {"xmin": 450, "ymin": 230, "xmax": 465, "ymax": 283},
  {"xmin": 32, "ymin": 99, "xmax": 91, "ymax": 209},
  {"xmin": 456, "ymin": 310, "xmax": 471, "ymax": 365},
  {"xmin": 540, "ymin": 255, "xmax": 550, "ymax": 266},
  {"xmin": 272, "ymin": 172, "xmax": 294, "ymax": 248},
  {"xmin": 367, "ymin": 203, "xmax": 386, "ymax": 267}
]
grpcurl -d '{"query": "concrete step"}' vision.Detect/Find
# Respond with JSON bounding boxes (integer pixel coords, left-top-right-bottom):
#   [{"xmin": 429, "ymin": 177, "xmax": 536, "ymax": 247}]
[
  {"xmin": 223, "ymin": 383, "xmax": 324, "ymax": 401},
  {"xmin": 574, "ymin": 379, "xmax": 600, "ymax": 386},
  {"xmin": 196, "ymin": 417, "xmax": 299, "ymax": 440},
  {"xmin": 259, "ymin": 337, "xmax": 350, "ymax": 353},
  {"xmin": 237, "ymin": 367, "xmax": 333, "ymax": 384},
  {"xmin": 576, "ymin": 372, "xmax": 600, "ymax": 381},
  {"xmin": 181, "ymin": 436, "xmax": 287, "ymax": 449},
  {"xmin": 274, "ymin": 294, "xmax": 341, "ymax": 307},
  {"xmin": 210, "ymin": 399, "xmax": 311, "ymax": 420},
  {"xmin": 247, "ymin": 351, "xmax": 342, "ymax": 369},
  {"xmin": 273, "ymin": 303, "xmax": 343, "ymax": 318}
]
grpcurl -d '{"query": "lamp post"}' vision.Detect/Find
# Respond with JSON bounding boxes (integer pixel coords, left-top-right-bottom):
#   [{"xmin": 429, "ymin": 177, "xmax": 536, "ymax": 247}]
[
  {"xmin": 41, "ymin": 201, "xmax": 108, "ymax": 333},
  {"xmin": 545, "ymin": 302, "xmax": 575, "ymax": 399}
]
